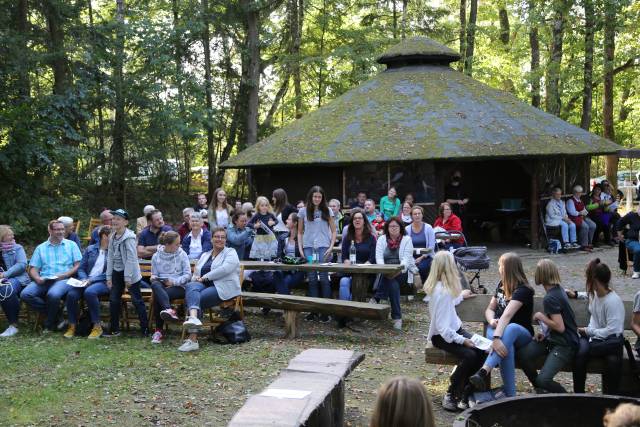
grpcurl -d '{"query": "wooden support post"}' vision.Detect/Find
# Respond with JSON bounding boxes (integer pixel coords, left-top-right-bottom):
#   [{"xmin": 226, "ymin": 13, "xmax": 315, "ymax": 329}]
[
  {"xmin": 342, "ymin": 168, "xmax": 347, "ymax": 207},
  {"xmin": 351, "ymin": 274, "xmax": 370, "ymax": 302},
  {"xmin": 387, "ymin": 163, "xmax": 391, "ymax": 190},
  {"xmin": 283, "ymin": 310, "xmax": 300, "ymax": 339},
  {"xmin": 531, "ymin": 160, "xmax": 540, "ymax": 249}
]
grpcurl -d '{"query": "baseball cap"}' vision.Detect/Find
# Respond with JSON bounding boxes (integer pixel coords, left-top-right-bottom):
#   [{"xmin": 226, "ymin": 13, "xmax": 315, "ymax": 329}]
[{"xmin": 110, "ymin": 208, "xmax": 129, "ymax": 220}]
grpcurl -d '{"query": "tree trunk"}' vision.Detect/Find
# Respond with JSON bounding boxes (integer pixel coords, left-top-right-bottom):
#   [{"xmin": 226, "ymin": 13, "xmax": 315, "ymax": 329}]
[
  {"xmin": 619, "ymin": 85, "xmax": 632, "ymax": 122},
  {"xmin": 528, "ymin": 12, "xmax": 540, "ymax": 107},
  {"xmin": 290, "ymin": 0, "xmax": 303, "ymax": 118},
  {"xmin": 391, "ymin": 0, "xmax": 398, "ymax": 39},
  {"xmin": 243, "ymin": 0, "xmax": 260, "ymax": 148},
  {"xmin": 201, "ymin": 0, "xmax": 216, "ymax": 196},
  {"xmin": 88, "ymin": 0, "xmax": 106, "ymax": 167},
  {"xmin": 603, "ymin": 0, "xmax": 617, "ymax": 186},
  {"xmin": 463, "ymin": 0, "xmax": 477, "ymax": 76},
  {"xmin": 15, "ymin": 0, "xmax": 30, "ymax": 99},
  {"xmin": 580, "ymin": 0, "xmax": 594, "ymax": 130},
  {"xmin": 263, "ymin": 74, "xmax": 289, "ymax": 128},
  {"xmin": 458, "ymin": 0, "xmax": 466, "ymax": 72},
  {"xmin": 112, "ymin": 0, "xmax": 126, "ymax": 200},
  {"xmin": 400, "ymin": 0, "xmax": 408, "ymax": 39},
  {"xmin": 43, "ymin": 0, "xmax": 70, "ymax": 96},
  {"xmin": 172, "ymin": 0, "xmax": 191, "ymax": 193},
  {"xmin": 498, "ymin": 0, "xmax": 510, "ymax": 45},
  {"xmin": 317, "ymin": 0, "xmax": 327, "ymax": 107},
  {"xmin": 546, "ymin": 0, "xmax": 569, "ymax": 116}
]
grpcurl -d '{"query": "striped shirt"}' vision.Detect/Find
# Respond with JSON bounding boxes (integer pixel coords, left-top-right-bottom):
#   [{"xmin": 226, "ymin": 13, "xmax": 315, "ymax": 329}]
[{"xmin": 30, "ymin": 238, "xmax": 82, "ymax": 277}]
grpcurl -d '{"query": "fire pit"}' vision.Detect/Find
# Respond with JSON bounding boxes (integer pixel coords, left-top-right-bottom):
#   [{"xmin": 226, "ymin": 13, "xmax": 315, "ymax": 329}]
[{"xmin": 453, "ymin": 394, "xmax": 640, "ymax": 427}]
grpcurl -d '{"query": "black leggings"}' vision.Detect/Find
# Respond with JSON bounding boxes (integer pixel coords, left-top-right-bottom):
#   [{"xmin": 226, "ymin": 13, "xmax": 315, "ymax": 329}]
[
  {"xmin": 431, "ymin": 328, "xmax": 485, "ymax": 399},
  {"xmin": 572, "ymin": 335, "xmax": 623, "ymax": 394}
]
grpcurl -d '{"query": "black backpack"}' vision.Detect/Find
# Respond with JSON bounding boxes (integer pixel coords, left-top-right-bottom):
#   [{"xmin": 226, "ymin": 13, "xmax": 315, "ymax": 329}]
[{"xmin": 213, "ymin": 311, "xmax": 251, "ymax": 344}]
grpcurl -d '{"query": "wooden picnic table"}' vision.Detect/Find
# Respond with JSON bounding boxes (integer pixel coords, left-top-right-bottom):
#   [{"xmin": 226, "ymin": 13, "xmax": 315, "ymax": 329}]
[
  {"xmin": 329, "ymin": 246, "xmax": 432, "ymax": 255},
  {"xmin": 240, "ymin": 260, "xmax": 402, "ymax": 301}
]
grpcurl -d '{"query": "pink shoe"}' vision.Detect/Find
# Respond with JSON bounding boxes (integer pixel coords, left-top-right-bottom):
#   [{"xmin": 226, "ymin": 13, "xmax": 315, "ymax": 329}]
[{"xmin": 160, "ymin": 308, "xmax": 179, "ymax": 322}]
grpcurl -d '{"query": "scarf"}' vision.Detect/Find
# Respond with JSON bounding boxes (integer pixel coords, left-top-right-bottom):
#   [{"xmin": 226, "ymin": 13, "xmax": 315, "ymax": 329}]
[
  {"xmin": 387, "ymin": 235, "xmax": 402, "ymax": 250},
  {"xmin": 0, "ymin": 240, "xmax": 15, "ymax": 252}
]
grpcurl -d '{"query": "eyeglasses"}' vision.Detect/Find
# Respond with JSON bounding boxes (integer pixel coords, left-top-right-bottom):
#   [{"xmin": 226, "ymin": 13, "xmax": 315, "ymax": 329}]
[
  {"xmin": 388, "ymin": 224, "xmax": 400, "ymax": 229},
  {"xmin": 213, "ymin": 235, "xmax": 226, "ymax": 240}
]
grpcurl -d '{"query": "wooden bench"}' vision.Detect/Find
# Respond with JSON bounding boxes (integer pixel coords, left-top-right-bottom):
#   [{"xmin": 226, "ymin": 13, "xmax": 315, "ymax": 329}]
[
  {"xmin": 424, "ymin": 294, "xmax": 640, "ymax": 394},
  {"xmin": 83, "ymin": 217, "xmax": 101, "ymax": 243},
  {"xmin": 228, "ymin": 348, "xmax": 364, "ymax": 427},
  {"xmin": 242, "ymin": 291, "xmax": 390, "ymax": 338}
]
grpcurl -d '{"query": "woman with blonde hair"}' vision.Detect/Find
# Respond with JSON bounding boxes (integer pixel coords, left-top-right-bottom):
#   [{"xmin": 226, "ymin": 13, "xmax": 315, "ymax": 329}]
[
  {"xmin": 469, "ymin": 252, "xmax": 534, "ymax": 397},
  {"xmin": 0, "ymin": 225, "xmax": 29, "ymax": 337},
  {"xmin": 207, "ymin": 188, "xmax": 232, "ymax": 228},
  {"xmin": 426, "ymin": 251, "xmax": 480, "ymax": 411},
  {"xmin": 517, "ymin": 258, "xmax": 578, "ymax": 393},
  {"xmin": 370, "ymin": 377, "xmax": 435, "ymax": 427}
]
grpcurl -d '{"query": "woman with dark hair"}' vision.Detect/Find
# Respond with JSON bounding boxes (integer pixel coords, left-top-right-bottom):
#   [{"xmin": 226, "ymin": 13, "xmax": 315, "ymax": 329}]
[
  {"xmin": 226, "ymin": 211, "xmax": 254, "ymax": 260},
  {"xmin": 374, "ymin": 217, "xmax": 418, "ymax": 330},
  {"xmin": 380, "ymin": 186, "xmax": 401, "ymax": 220},
  {"xmin": 274, "ymin": 213, "xmax": 306, "ymax": 294},
  {"xmin": 207, "ymin": 187, "xmax": 232, "ymax": 228},
  {"xmin": 339, "ymin": 209, "xmax": 377, "ymax": 302},
  {"xmin": 571, "ymin": 259, "xmax": 625, "ymax": 394},
  {"xmin": 298, "ymin": 185, "xmax": 337, "ymax": 322},
  {"xmin": 588, "ymin": 184, "xmax": 613, "ymax": 246},
  {"xmin": 272, "ymin": 188, "xmax": 296, "ymax": 236}
]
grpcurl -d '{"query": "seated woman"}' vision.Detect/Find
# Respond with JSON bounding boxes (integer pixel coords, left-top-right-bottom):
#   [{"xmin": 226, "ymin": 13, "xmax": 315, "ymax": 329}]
[
  {"xmin": 589, "ymin": 184, "xmax": 613, "ymax": 246},
  {"xmin": 426, "ymin": 251, "xmax": 481, "ymax": 411},
  {"xmin": 469, "ymin": 252, "xmax": 534, "ymax": 398},
  {"xmin": 545, "ymin": 186, "xmax": 578, "ymax": 250},
  {"xmin": 180, "ymin": 227, "xmax": 240, "ymax": 352},
  {"xmin": 339, "ymin": 209, "xmax": 376, "ymax": 302},
  {"xmin": 226, "ymin": 211, "xmax": 254, "ymax": 260},
  {"xmin": 566, "ymin": 184, "xmax": 596, "ymax": 251},
  {"xmin": 0, "ymin": 225, "xmax": 30, "ymax": 338},
  {"xmin": 400, "ymin": 201, "xmax": 413, "ymax": 226},
  {"xmin": 433, "ymin": 202, "xmax": 463, "ymax": 249},
  {"xmin": 181, "ymin": 213, "xmax": 212, "ymax": 261},
  {"xmin": 273, "ymin": 213, "xmax": 305, "ymax": 295},
  {"xmin": 64, "ymin": 226, "xmax": 111, "ymax": 339},
  {"xmin": 406, "ymin": 206, "xmax": 435, "ymax": 283},
  {"xmin": 518, "ymin": 259, "xmax": 578, "ymax": 393},
  {"xmin": 571, "ymin": 259, "xmax": 625, "ymax": 395},
  {"xmin": 150, "ymin": 231, "xmax": 192, "ymax": 344},
  {"xmin": 370, "ymin": 376, "xmax": 436, "ymax": 427},
  {"xmin": 374, "ymin": 217, "xmax": 418, "ymax": 331}
]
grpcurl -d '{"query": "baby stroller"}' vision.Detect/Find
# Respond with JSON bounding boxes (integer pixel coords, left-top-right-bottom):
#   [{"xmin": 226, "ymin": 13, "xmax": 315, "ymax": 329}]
[{"xmin": 453, "ymin": 246, "xmax": 490, "ymax": 292}]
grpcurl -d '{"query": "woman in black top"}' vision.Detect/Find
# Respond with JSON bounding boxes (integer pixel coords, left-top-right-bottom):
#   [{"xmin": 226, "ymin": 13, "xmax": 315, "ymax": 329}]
[{"xmin": 272, "ymin": 188, "xmax": 296, "ymax": 238}]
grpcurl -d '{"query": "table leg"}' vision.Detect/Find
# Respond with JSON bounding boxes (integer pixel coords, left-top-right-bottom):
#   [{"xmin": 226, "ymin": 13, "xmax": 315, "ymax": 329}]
[
  {"xmin": 351, "ymin": 274, "xmax": 369, "ymax": 302},
  {"xmin": 283, "ymin": 310, "xmax": 300, "ymax": 339}
]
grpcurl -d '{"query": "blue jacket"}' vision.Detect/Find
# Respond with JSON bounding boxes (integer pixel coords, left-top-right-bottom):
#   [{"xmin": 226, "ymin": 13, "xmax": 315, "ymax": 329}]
[
  {"xmin": 181, "ymin": 229, "xmax": 213, "ymax": 257},
  {"xmin": 68, "ymin": 232, "xmax": 82, "ymax": 251},
  {"xmin": 77, "ymin": 243, "xmax": 108, "ymax": 283},
  {"xmin": 1, "ymin": 244, "xmax": 29, "ymax": 285},
  {"xmin": 226, "ymin": 225, "xmax": 254, "ymax": 260}
]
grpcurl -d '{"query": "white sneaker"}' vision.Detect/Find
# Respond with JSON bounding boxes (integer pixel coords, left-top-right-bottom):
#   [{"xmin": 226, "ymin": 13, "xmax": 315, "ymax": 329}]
[
  {"xmin": 178, "ymin": 339, "xmax": 199, "ymax": 352},
  {"xmin": 633, "ymin": 272, "xmax": 640, "ymax": 279},
  {"xmin": 151, "ymin": 330, "xmax": 163, "ymax": 344},
  {"xmin": 0, "ymin": 325, "xmax": 18, "ymax": 337},
  {"xmin": 183, "ymin": 316, "xmax": 202, "ymax": 329},
  {"xmin": 392, "ymin": 319, "xmax": 402, "ymax": 331},
  {"xmin": 368, "ymin": 297, "xmax": 378, "ymax": 305}
]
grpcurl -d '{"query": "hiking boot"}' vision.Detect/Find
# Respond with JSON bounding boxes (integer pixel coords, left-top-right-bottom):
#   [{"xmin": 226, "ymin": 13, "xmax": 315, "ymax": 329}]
[
  {"xmin": 442, "ymin": 393, "xmax": 458, "ymax": 412},
  {"xmin": 160, "ymin": 308, "xmax": 179, "ymax": 322},
  {"xmin": 151, "ymin": 330, "xmax": 163, "ymax": 344},
  {"xmin": 178, "ymin": 339, "xmax": 199, "ymax": 352},
  {"xmin": 88, "ymin": 325, "xmax": 103, "ymax": 339},
  {"xmin": 469, "ymin": 369, "xmax": 489, "ymax": 391},
  {"xmin": 63, "ymin": 325, "xmax": 76, "ymax": 339}
]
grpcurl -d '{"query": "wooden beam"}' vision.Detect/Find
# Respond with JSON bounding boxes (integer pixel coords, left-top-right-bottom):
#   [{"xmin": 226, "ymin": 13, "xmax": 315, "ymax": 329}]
[{"xmin": 530, "ymin": 159, "xmax": 540, "ymax": 249}]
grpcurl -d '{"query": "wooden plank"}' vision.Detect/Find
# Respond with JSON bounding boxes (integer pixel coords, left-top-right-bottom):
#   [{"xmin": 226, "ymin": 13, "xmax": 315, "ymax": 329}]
[
  {"xmin": 287, "ymin": 349, "xmax": 365, "ymax": 378},
  {"xmin": 242, "ymin": 291, "xmax": 390, "ymax": 320},
  {"xmin": 241, "ymin": 260, "xmax": 401, "ymax": 275}
]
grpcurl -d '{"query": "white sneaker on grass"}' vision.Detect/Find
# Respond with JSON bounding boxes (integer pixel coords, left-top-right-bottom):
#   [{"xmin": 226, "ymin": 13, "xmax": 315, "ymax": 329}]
[
  {"xmin": 178, "ymin": 339, "xmax": 199, "ymax": 352},
  {"xmin": 183, "ymin": 316, "xmax": 202, "ymax": 329},
  {"xmin": 633, "ymin": 272, "xmax": 640, "ymax": 279},
  {"xmin": 392, "ymin": 319, "xmax": 402, "ymax": 331},
  {"xmin": 0, "ymin": 325, "xmax": 18, "ymax": 337}
]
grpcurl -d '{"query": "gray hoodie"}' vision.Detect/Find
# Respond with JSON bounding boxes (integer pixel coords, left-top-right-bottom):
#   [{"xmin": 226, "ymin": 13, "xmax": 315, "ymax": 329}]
[
  {"xmin": 107, "ymin": 228, "xmax": 142, "ymax": 284},
  {"xmin": 151, "ymin": 246, "xmax": 191, "ymax": 287}
]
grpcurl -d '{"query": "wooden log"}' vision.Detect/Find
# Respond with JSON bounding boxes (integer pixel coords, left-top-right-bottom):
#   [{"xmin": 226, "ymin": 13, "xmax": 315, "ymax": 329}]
[{"xmin": 284, "ymin": 310, "xmax": 300, "ymax": 339}]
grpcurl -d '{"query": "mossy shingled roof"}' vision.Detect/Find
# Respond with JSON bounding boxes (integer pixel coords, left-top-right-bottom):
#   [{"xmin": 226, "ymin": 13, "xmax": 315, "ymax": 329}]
[
  {"xmin": 376, "ymin": 36, "xmax": 460, "ymax": 64},
  {"xmin": 222, "ymin": 42, "xmax": 620, "ymax": 169}
]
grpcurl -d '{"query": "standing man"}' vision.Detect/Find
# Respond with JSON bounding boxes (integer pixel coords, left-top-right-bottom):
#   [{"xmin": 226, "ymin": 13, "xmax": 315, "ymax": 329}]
[
  {"xmin": 89, "ymin": 209, "xmax": 114, "ymax": 245},
  {"xmin": 444, "ymin": 170, "xmax": 469, "ymax": 218},
  {"xmin": 137, "ymin": 209, "xmax": 172, "ymax": 259},
  {"xmin": 193, "ymin": 193, "xmax": 208, "ymax": 213},
  {"xmin": 21, "ymin": 220, "xmax": 82, "ymax": 332}
]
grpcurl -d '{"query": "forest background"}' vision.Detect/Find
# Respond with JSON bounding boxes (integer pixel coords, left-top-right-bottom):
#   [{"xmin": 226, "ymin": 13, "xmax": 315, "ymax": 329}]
[{"xmin": 1, "ymin": 0, "xmax": 639, "ymax": 240}]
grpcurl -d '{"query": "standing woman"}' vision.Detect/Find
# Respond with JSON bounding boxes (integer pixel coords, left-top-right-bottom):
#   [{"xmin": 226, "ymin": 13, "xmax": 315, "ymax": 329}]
[
  {"xmin": 380, "ymin": 186, "xmax": 401, "ymax": 220},
  {"xmin": 469, "ymin": 252, "xmax": 534, "ymax": 397},
  {"xmin": 572, "ymin": 259, "xmax": 625, "ymax": 395},
  {"xmin": 375, "ymin": 217, "xmax": 418, "ymax": 330},
  {"xmin": 106, "ymin": 209, "xmax": 149, "ymax": 336},
  {"xmin": 400, "ymin": 201, "xmax": 413, "ymax": 226},
  {"xmin": 207, "ymin": 188, "xmax": 232, "ymax": 229},
  {"xmin": 181, "ymin": 214, "xmax": 212, "ymax": 261},
  {"xmin": 0, "ymin": 225, "xmax": 29, "ymax": 337},
  {"xmin": 272, "ymin": 188, "xmax": 296, "ymax": 238},
  {"xmin": 426, "ymin": 251, "xmax": 482, "ymax": 411},
  {"xmin": 406, "ymin": 206, "xmax": 436, "ymax": 283},
  {"xmin": 298, "ymin": 185, "xmax": 337, "ymax": 322},
  {"xmin": 339, "ymin": 209, "xmax": 377, "ymax": 302},
  {"xmin": 181, "ymin": 227, "xmax": 240, "ymax": 352}
]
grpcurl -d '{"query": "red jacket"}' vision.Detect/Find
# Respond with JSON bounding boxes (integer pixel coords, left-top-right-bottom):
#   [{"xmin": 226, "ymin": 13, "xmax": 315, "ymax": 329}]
[{"xmin": 433, "ymin": 214, "xmax": 462, "ymax": 233}]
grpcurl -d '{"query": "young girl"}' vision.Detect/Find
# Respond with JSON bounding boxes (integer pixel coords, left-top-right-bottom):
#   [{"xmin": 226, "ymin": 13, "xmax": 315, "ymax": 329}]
[
  {"xmin": 572, "ymin": 259, "xmax": 625, "ymax": 395},
  {"xmin": 370, "ymin": 377, "xmax": 436, "ymax": 427},
  {"xmin": 208, "ymin": 187, "xmax": 232, "ymax": 228},
  {"xmin": 274, "ymin": 213, "xmax": 305, "ymax": 295},
  {"xmin": 248, "ymin": 196, "xmax": 278, "ymax": 235},
  {"xmin": 469, "ymin": 252, "xmax": 534, "ymax": 397},
  {"xmin": 379, "ymin": 186, "xmax": 401, "ymax": 220},
  {"xmin": 518, "ymin": 258, "xmax": 579, "ymax": 393},
  {"xmin": 149, "ymin": 231, "xmax": 192, "ymax": 344},
  {"xmin": 298, "ymin": 185, "xmax": 336, "ymax": 321},
  {"xmin": 372, "ymin": 212, "xmax": 386, "ymax": 233},
  {"xmin": 426, "ymin": 251, "xmax": 481, "ymax": 411}
]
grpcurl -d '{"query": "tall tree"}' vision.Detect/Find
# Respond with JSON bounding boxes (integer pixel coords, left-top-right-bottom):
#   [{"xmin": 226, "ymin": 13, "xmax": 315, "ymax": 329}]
[
  {"xmin": 463, "ymin": 0, "xmax": 477, "ymax": 76},
  {"xmin": 545, "ymin": 0, "xmax": 571, "ymax": 116},
  {"xmin": 172, "ymin": 0, "xmax": 191, "ymax": 192},
  {"xmin": 528, "ymin": 0, "xmax": 541, "ymax": 108},
  {"xmin": 458, "ymin": 0, "xmax": 466, "ymax": 72},
  {"xmin": 603, "ymin": 0, "xmax": 617, "ymax": 185},
  {"xmin": 201, "ymin": 0, "xmax": 216, "ymax": 196},
  {"xmin": 42, "ymin": 0, "xmax": 71, "ymax": 96},
  {"xmin": 111, "ymin": 0, "xmax": 126, "ymax": 199},
  {"xmin": 14, "ymin": 0, "xmax": 30, "ymax": 99},
  {"xmin": 290, "ymin": 0, "xmax": 303, "ymax": 118},
  {"xmin": 242, "ymin": 0, "xmax": 260, "ymax": 148},
  {"xmin": 579, "ymin": 0, "xmax": 595, "ymax": 130}
]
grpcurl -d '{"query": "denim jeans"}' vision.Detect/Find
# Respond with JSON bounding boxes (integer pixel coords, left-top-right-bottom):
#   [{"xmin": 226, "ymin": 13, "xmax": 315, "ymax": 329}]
[
  {"xmin": 303, "ymin": 247, "xmax": 330, "ymax": 298},
  {"xmin": 274, "ymin": 271, "xmax": 305, "ymax": 295},
  {"xmin": 485, "ymin": 324, "xmax": 533, "ymax": 397},
  {"xmin": 185, "ymin": 281, "xmax": 223, "ymax": 317},
  {"xmin": 517, "ymin": 339, "xmax": 575, "ymax": 393},
  {"xmin": 416, "ymin": 257, "xmax": 433, "ymax": 282},
  {"xmin": 339, "ymin": 277, "xmax": 352, "ymax": 301},
  {"xmin": 21, "ymin": 279, "xmax": 72, "ymax": 330},
  {"xmin": 559, "ymin": 221, "xmax": 577, "ymax": 244},
  {"xmin": 109, "ymin": 270, "xmax": 148, "ymax": 333},
  {"xmin": 0, "ymin": 278, "xmax": 23, "ymax": 324},
  {"xmin": 375, "ymin": 272, "xmax": 406, "ymax": 320},
  {"xmin": 577, "ymin": 218, "xmax": 597, "ymax": 247},
  {"xmin": 150, "ymin": 281, "xmax": 185, "ymax": 330},
  {"xmin": 572, "ymin": 335, "xmax": 623, "ymax": 394},
  {"xmin": 431, "ymin": 328, "xmax": 485, "ymax": 400},
  {"xmin": 626, "ymin": 240, "xmax": 640, "ymax": 272},
  {"xmin": 66, "ymin": 281, "xmax": 109, "ymax": 325}
]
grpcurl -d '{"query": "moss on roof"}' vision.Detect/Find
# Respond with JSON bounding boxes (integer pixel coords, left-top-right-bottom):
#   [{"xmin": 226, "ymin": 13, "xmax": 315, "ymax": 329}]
[
  {"xmin": 376, "ymin": 36, "xmax": 460, "ymax": 64},
  {"xmin": 223, "ymin": 39, "xmax": 621, "ymax": 169}
]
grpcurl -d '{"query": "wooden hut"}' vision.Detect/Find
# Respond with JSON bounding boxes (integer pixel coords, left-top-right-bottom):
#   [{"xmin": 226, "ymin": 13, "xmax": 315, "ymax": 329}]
[{"xmin": 221, "ymin": 37, "xmax": 621, "ymax": 247}]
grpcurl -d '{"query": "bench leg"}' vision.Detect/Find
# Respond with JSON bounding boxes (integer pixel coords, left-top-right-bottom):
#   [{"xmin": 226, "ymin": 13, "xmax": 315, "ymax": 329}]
[
  {"xmin": 351, "ymin": 274, "xmax": 369, "ymax": 302},
  {"xmin": 284, "ymin": 310, "xmax": 300, "ymax": 339}
]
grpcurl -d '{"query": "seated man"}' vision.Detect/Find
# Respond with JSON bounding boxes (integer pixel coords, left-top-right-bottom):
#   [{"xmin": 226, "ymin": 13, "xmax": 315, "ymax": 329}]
[
  {"xmin": 21, "ymin": 220, "xmax": 82, "ymax": 332},
  {"xmin": 193, "ymin": 193, "xmax": 209, "ymax": 213},
  {"xmin": 89, "ymin": 209, "xmax": 113, "ymax": 245},
  {"xmin": 137, "ymin": 209, "xmax": 172, "ymax": 260},
  {"xmin": 545, "ymin": 187, "xmax": 578, "ymax": 250},
  {"xmin": 58, "ymin": 216, "xmax": 82, "ymax": 250},
  {"xmin": 617, "ymin": 204, "xmax": 640, "ymax": 279},
  {"xmin": 350, "ymin": 191, "xmax": 367, "ymax": 209},
  {"xmin": 364, "ymin": 199, "xmax": 378, "ymax": 223},
  {"xmin": 136, "ymin": 205, "xmax": 155, "ymax": 235},
  {"xmin": 566, "ymin": 185, "xmax": 596, "ymax": 252}
]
